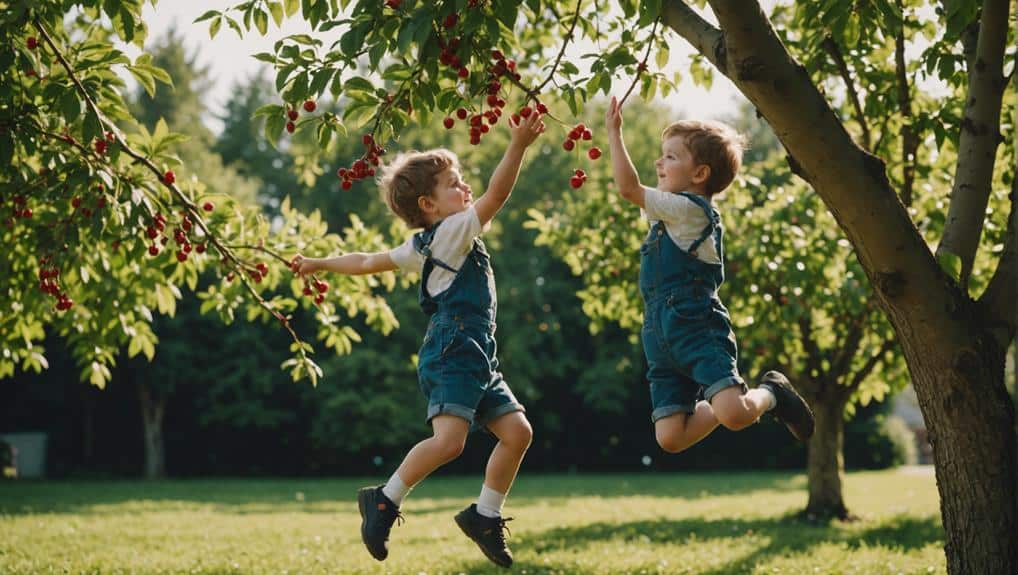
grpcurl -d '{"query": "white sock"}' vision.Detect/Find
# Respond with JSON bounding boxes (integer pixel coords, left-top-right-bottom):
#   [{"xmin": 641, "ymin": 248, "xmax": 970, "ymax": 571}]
[
  {"xmin": 476, "ymin": 485, "xmax": 506, "ymax": 518},
  {"xmin": 758, "ymin": 386, "xmax": 778, "ymax": 411},
  {"xmin": 381, "ymin": 471, "xmax": 412, "ymax": 506}
]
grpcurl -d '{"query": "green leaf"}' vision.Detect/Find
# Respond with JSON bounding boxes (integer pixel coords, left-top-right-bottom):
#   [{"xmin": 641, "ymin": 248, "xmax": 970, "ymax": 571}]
[
  {"xmin": 194, "ymin": 9, "xmax": 220, "ymax": 23},
  {"xmin": 209, "ymin": 16, "xmax": 223, "ymax": 39},
  {"xmin": 268, "ymin": 2, "xmax": 284, "ymax": 26},
  {"xmin": 254, "ymin": 9, "xmax": 269, "ymax": 35}
]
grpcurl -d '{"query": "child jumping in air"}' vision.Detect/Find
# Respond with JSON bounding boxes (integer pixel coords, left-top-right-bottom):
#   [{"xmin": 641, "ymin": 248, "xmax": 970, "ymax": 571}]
[
  {"xmin": 604, "ymin": 95, "xmax": 815, "ymax": 455},
  {"xmin": 292, "ymin": 111, "xmax": 545, "ymax": 568}
]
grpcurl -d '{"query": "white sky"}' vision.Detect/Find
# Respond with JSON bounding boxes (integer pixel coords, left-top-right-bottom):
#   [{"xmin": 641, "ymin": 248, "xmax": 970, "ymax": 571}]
[{"xmin": 129, "ymin": 1, "xmax": 747, "ymax": 132}]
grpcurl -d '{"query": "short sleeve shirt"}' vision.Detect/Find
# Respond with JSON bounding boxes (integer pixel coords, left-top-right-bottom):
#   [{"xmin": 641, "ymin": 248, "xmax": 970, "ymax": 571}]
[
  {"xmin": 389, "ymin": 206, "xmax": 489, "ymax": 295},
  {"xmin": 641, "ymin": 187, "xmax": 720, "ymax": 265}
]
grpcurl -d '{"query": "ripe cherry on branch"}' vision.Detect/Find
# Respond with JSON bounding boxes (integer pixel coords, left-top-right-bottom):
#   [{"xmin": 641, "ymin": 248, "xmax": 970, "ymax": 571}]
[
  {"xmin": 163, "ymin": 170, "xmax": 175, "ymax": 185},
  {"xmin": 303, "ymin": 100, "xmax": 316, "ymax": 113}
]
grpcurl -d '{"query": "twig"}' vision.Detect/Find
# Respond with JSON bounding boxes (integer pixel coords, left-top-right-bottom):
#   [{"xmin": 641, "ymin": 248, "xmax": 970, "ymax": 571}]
[{"xmin": 619, "ymin": 16, "xmax": 660, "ymax": 106}]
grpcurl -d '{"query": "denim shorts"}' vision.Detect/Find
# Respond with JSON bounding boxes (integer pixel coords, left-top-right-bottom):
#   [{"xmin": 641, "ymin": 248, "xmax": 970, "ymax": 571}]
[
  {"xmin": 417, "ymin": 317, "xmax": 524, "ymax": 427},
  {"xmin": 642, "ymin": 290, "xmax": 746, "ymax": 422}
]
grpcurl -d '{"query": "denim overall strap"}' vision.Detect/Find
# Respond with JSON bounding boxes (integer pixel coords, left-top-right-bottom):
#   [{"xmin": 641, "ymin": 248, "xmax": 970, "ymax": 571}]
[
  {"xmin": 413, "ymin": 224, "xmax": 459, "ymax": 274},
  {"xmin": 679, "ymin": 192, "xmax": 719, "ymax": 258}
]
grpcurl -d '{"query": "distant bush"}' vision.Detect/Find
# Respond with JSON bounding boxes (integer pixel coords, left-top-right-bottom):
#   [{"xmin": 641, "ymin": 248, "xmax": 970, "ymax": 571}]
[{"xmin": 845, "ymin": 414, "xmax": 918, "ymax": 469}]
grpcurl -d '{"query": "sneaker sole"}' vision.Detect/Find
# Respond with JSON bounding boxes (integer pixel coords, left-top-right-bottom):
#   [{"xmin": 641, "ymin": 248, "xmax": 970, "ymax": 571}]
[
  {"xmin": 357, "ymin": 488, "xmax": 387, "ymax": 561},
  {"xmin": 454, "ymin": 512, "xmax": 512, "ymax": 568}
]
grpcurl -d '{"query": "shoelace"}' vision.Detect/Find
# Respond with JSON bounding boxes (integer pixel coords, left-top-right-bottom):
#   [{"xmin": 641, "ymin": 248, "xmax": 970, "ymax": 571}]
[
  {"xmin": 388, "ymin": 509, "xmax": 405, "ymax": 529},
  {"xmin": 492, "ymin": 516, "xmax": 513, "ymax": 545}
]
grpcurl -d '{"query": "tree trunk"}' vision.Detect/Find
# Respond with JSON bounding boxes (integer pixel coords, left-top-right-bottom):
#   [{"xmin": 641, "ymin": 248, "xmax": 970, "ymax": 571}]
[
  {"xmin": 805, "ymin": 395, "xmax": 850, "ymax": 520},
  {"xmin": 897, "ymin": 320, "xmax": 1016, "ymax": 574},
  {"xmin": 137, "ymin": 383, "xmax": 166, "ymax": 479}
]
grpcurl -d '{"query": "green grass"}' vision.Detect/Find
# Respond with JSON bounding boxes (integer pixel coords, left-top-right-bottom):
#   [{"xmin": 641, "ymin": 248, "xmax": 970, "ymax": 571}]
[{"xmin": 0, "ymin": 468, "xmax": 944, "ymax": 574}]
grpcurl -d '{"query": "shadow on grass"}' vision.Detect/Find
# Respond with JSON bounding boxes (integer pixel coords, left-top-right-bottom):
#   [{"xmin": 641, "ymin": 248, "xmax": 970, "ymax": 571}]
[
  {"xmin": 505, "ymin": 514, "xmax": 943, "ymax": 575},
  {"xmin": 0, "ymin": 472, "xmax": 803, "ymax": 515}
]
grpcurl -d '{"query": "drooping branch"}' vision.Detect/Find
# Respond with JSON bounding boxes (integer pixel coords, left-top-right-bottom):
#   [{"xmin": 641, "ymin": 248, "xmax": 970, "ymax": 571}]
[
  {"xmin": 821, "ymin": 36, "xmax": 871, "ymax": 150},
  {"xmin": 33, "ymin": 19, "xmax": 307, "ymax": 348},
  {"xmin": 936, "ymin": 0, "xmax": 1011, "ymax": 288}
]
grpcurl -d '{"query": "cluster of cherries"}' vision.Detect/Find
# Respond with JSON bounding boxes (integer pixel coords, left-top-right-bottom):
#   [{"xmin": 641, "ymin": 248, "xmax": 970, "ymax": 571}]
[
  {"xmin": 561, "ymin": 123, "xmax": 602, "ymax": 188},
  {"xmin": 37, "ymin": 260, "xmax": 73, "ymax": 311},
  {"xmin": 93, "ymin": 131, "xmax": 116, "ymax": 156},
  {"xmin": 336, "ymin": 134, "xmax": 384, "ymax": 191},
  {"xmin": 285, "ymin": 100, "xmax": 317, "ymax": 134},
  {"xmin": 144, "ymin": 202, "xmax": 214, "ymax": 263},
  {"xmin": 3, "ymin": 194, "xmax": 33, "ymax": 221},
  {"xmin": 443, "ymin": 50, "xmax": 532, "ymax": 146},
  {"xmin": 301, "ymin": 277, "xmax": 330, "ymax": 306}
]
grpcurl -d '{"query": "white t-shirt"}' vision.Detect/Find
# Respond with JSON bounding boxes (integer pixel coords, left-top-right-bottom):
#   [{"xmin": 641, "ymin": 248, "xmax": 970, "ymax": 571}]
[
  {"xmin": 641, "ymin": 187, "xmax": 721, "ymax": 265},
  {"xmin": 389, "ymin": 206, "xmax": 490, "ymax": 295}
]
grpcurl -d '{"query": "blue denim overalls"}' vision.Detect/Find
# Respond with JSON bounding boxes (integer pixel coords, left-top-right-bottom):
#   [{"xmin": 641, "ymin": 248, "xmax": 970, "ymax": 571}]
[
  {"xmin": 413, "ymin": 220, "xmax": 524, "ymax": 426},
  {"xmin": 640, "ymin": 192, "xmax": 745, "ymax": 422}
]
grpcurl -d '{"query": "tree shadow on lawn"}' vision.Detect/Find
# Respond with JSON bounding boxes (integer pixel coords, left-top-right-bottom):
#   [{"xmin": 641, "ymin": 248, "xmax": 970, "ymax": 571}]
[
  {"xmin": 507, "ymin": 514, "xmax": 943, "ymax": 575},
  {"xmin": 0, "ymin": 472, "xmax": 802, "ymax": 515}
]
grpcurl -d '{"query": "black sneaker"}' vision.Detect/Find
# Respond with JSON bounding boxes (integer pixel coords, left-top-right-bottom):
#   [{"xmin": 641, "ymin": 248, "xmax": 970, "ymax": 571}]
[
  {"xmin": 454, "ymin": 504, "xmax": 514, "ymax": 568},
  {"xmin": 760, "ymin": 370, "xmax": 815, "ymax": 441},
  {"xmin": 357, "ymin": 485, "xmax": 403, "ymax": 561}
]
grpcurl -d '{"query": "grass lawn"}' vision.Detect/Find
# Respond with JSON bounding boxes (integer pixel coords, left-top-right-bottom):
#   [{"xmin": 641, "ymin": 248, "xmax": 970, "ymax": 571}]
[{"xmin": 0, "ymin": 467, "xmax": 943, "ymax": 574}]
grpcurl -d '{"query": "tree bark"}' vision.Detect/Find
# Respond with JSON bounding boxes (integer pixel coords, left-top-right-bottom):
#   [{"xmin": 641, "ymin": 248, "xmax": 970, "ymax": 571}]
[
  {"xmin": 805, "ymin": 393, "xmax": 850, "ymax": 520},
  {"xmin": 664, "ymin": 2, "xmax": 1017, "ymax": 572},
  {"xmin": 137, "ymin": 383, "xmax": 166, "ymax": 479}
]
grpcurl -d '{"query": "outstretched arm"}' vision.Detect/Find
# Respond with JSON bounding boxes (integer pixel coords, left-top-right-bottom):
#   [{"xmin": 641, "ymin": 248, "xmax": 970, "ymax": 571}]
[
  {"xmin": 474, "ymin": 110, "xmax": 546, "ymax": 227},
  {"xmin": 291, "ymin": 252, "xmax": 397, "ymax": 276},
  {"xmin": 605, "ymin": 96, "xmax": 646, "ymax": 207}
]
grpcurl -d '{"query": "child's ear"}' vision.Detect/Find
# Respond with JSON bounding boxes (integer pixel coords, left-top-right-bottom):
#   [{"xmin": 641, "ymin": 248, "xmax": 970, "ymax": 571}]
[
  {"xmin": 692, "ymin": 164, "xmax": 711, "ymax": 185},
  {"xmin": 418, "ymin": 195, "xmax": 435, "ymax": 213}
]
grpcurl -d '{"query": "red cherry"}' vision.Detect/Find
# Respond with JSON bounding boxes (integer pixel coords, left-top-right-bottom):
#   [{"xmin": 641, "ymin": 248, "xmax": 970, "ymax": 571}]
[
  {"xmin": 315, "ymin": 280, "xmax": 329, "ymax": 293},
  {"xmin": 314, "ymin": 294, "xmax": 325, "ymax": 305},
  {"xmin": 94, "ymin": 139, "xmax": 107, "ymax": 155},
  {"xmin": 287, "ymin": 109, "xmax": 299, "ymax": 121},
  {"xmin": 22, "ymin": 208, "xmax": 32, "ymax": 218},
  {"xmin": 563, "ymin": 139, "xmax": 575, "ymax": 151},
  {"xmin": 27, "ymin": 37, "xmax": 38, "ymax": 50},
  {"xmin": 385, "ymin": 0, "xmax": 401, "ymax": 8},
  {"xmin": 457, "ymin": 67, "xmax": 469, "ymax": 79},
  {"xmin": 443, "ymin": 117, "xmax": 454, "ymax": 129},
  {"xmin": 511, "ymin": 113, "xmax": 521, "ymax": 124},
  {"xmin": 303, "ymin": 100, "xmax": 316, "ymax": 113},
  {"xmin": 71, "ymin": 197, "xmax": 82, "ymax": 208},
  {"xmin": 203, "ymin": 201, "xmax": 214, "ymax": 212},
  {"xmin": 536, "ymin": 103, "xmax": 548, "ymax": 114},
  {"xmin": 582, "ymin": 129, "xmax": 592, "ymax": 141},
  {"xmin": 303, "ymin": 285, "xmax": 313, "ymax": 296},
  {"xmin": 163, "ymin": 170, "xmax": 176, "ymax": 185},
  {"xmin": 519, "ymin": 106, "xmax": 532, "ymax": 118},
  {"xmin": 588, "ymin": 147, "xmax": 602, "ymax": 160},
  {"xmin": 570, "ymin": 176, "xmax": 584, "ymax": 189},
  {"xmin": 286, "ymin": 121, "xmax": 295, "ymax": 133},
  {"xmin": 148, "ymin": 245, "xmax": 160, "ymax": 256},
  {"xmin": 442, "ymin": 14, "xmax": 458, "ymax": 28},
  {"xmin": 341, "ymin": 179, "xmax": 352, "ymax": 191},
  {"xmin": 574, "ymin": 169, "xmax": 586, "ymax": 178},
  {"xmin": 195, "ymin": 243, "xmax": 206, "ymax": 254},
  {"xmin": 456, "ymin": 108, "xmax": 468, "ymax": 119}
]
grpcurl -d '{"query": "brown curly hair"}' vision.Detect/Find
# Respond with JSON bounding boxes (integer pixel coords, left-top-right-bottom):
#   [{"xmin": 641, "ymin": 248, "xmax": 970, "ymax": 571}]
[
  {"xmin": 662, "ymin": 120, "xmax": 746, "ymax": 196},
  {"xmin": 378, "ymin": 149, "xmax": 458, "ymax": 228}
]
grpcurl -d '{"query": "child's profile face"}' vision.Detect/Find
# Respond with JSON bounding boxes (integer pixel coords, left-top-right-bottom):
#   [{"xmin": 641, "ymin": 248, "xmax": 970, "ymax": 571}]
[
  {"xmin": 655, "ymin": 135, "xmax": 702, "ymax": 194},
  {"xmin": 429, "ymin": 167, "xmax": 473, "ymax": 218}
]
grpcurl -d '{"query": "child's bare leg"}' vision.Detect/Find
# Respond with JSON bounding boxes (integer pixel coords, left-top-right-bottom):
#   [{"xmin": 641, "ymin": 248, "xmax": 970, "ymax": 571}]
[
  {"xmin": 482, "ymin": 411, "xmax": 533, "ymax": 496},
  {"xmin": 655, "ymin": 401, "xmax": 720, "ymax": 453},
  {"xmin": 395, "ymin": 414, "xmax": 470, "ymax": 486},
  {"xmin": 710, "ymin": 385, "xmax": 774, "ymax": 431}
]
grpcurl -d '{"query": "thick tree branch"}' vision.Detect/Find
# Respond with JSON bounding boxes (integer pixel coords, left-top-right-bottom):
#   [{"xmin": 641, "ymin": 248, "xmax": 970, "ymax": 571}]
[
  {"xmin": 661, "ymin": 1, "xmax": 724, "ymax": 73},
  {"xmin": 894, "ymin": 0, "xmax": 918, "ymax": 207},
  {"xmin": 978, "ymin": 174, "xmax": 1017, "ymax": 348},
  {"xmin": 936, "ymin": 0, "xmax": 1010, "ymax": 288},
  {"xmin": 821, "ymin": 36, "xmax": 871, "ymax": 150}
]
